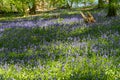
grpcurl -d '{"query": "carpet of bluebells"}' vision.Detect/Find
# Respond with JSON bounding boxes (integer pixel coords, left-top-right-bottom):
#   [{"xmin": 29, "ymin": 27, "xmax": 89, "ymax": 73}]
[{"xmin": 0, "ymin": 8, "xmax": 120, "ymax": 80}]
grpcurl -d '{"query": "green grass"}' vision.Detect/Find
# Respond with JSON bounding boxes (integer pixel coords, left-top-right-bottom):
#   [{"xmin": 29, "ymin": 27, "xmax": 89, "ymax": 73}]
[
  {"xmin": 0, "ymin": 7, "xmax": 120, "ymax": 80},
  {"xmin": 0, "ymin": 25, "xmax": 120, "ymax": 80}
]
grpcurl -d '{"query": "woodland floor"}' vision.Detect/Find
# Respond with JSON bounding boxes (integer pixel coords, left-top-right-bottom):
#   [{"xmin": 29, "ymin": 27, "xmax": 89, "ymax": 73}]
[{"xmin": 0, "ymin": 7, "xmax": 120, "ymax": 80}]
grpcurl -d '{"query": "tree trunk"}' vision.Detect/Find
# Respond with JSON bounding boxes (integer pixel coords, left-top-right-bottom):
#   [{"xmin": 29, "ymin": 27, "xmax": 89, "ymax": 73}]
[
  {"xmin": 66, "ymin": 2, "xmax": 71, "ymax": 9},
  {"xmin": 69, "ymin": 0, "xmax": 74, "ymax": 8},
  {"xmin": 29, "ymin": 0, "xmax": 36, "ymax": 14},
  {"xmin": 107, "ymin": 0, "xmax": 117, "ymax": 17},
  {"xmin": 98, "ymin": 0, "xmax": 104, "ymax": 8}
]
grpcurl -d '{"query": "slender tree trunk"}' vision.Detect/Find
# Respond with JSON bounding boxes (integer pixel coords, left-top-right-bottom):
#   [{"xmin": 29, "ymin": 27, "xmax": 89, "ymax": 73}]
[
  {"xmin": 83, "ymin": 2, "xmax": 87, "ymax": 7},
  {"xmin": 107, "ymin": 0, "xmax": 117, "ymax": 17},
  {"xmin": 98, "ymin": 0, "xmax": 104, "ymax": 8},
  {"xmin": 22, "ymin": 1, "xmax": 24, "ymax": 13},
  {"xmin": 69, "ymin": 0, "xmax": 74, "ymax": 8},
  {"xmin": 10, "ymin": 3, "xmax": 13, "ymax": 11},
  {"xmin": 66, "ymin": 2, "xmax": 71, "ymax": 9},
  {"xmin": 29, "ymin": 0, "xmax": 36, "ymax": 14}
]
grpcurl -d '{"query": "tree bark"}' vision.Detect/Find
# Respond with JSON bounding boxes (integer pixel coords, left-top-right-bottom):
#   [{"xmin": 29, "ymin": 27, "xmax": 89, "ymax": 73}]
[
  {"xmin": 29, "ymin": 0, "xmax": 36, "ymax": 14},
  {"xmin": 107, "ymin": 0, "xmax": 117, "ymax": 17}
]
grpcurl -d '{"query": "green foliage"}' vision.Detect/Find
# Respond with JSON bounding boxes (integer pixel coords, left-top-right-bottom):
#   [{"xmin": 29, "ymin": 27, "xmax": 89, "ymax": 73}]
[
  {"xmin": 0, "ymin": 1, "xmax": 120, "ymax": 80},
  {"xmin": 0, "ymin": 15, "xmax": 120, "ymax": 79},
  {"xmin": 0, "ymin": 0, "xmax": 96, "ymax": 13}
]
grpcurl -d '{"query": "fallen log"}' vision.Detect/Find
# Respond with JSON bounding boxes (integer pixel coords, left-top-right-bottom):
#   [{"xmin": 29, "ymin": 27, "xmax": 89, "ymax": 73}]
[{"xmin": 80, "ymin": 11, "xmax": 96, "ymax": 23}]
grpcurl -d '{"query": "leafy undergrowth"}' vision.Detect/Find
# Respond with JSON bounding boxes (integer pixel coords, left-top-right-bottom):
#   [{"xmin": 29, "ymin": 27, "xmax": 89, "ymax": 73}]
[{"xmin": 0, "ymin": 8, "xmax": 120, "ymax": 80}]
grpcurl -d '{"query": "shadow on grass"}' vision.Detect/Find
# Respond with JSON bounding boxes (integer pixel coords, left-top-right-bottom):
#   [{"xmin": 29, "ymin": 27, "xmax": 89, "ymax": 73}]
[
  {"xmin": 0, "ymin": 22, "xmax": 120, "ymax": 64},
  {"xmin": 0, "ymin": 6, "xmax": 96, "ymax": 22},
  {"xmin": 0, "ymin": 25, "xmax": 73, "ymax": 65},
  {"xmin": 0, "ymin": 7, "xmax": 120, "ymax": 66},
  {"xmin": 68, "ymin": 71, "xmax": 107, "ymax": 80}
]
